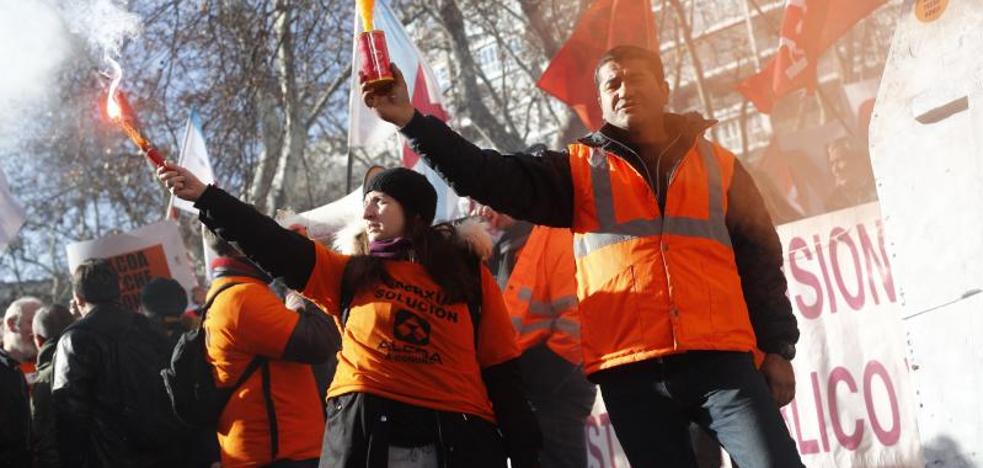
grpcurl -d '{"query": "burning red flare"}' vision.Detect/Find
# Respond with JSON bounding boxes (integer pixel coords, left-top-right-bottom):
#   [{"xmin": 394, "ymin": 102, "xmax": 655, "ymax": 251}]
[{"xmin": 104, "ymin": 57, "xmax": 164, "ymax": 168}]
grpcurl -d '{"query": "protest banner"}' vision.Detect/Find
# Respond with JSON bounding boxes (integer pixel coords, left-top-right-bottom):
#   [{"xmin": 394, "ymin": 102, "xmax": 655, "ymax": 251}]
[
  {"xmin": 66, "ymin": 220, "xmax": 196, "ymax": 312},
  {"xmin": 776, "ymin": 202, "xmax": 922, "ymax": 466},
  {"xmin": 584, "ymin": 396, "xmax": 629, "ymax": 468}
]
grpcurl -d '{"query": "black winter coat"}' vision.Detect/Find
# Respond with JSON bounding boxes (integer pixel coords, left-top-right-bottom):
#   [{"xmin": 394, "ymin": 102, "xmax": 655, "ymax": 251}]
[
  {"xmin": 0, "ymin": 348, "xmax": 30, "ymax": 468},
  {"xmin": 31, "ymin": 340, "xmax": 59, "ymax": 468},
  {"xmin": 51, "ymin": 304, "xmax": 185, "ymax": 468}
]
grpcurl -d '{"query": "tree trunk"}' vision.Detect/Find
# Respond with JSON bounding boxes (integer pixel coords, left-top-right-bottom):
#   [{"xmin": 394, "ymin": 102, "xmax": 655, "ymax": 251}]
[
  {"xmin": 667, "ymin": 0, "xmax": 717, "ymax": 140},
  {"xmin": 519, "ymin": 0, "xmax": 590, "ymax": 147},
  {"xmin": 519, "ymin": 0, "xmax": 560, "ymax": 57},
  {"xmin": 436, "ymin": 0, "xmax": 525, "ymax": 152},
  {"xmin": 265, "ymin": 0, "xmax": 306, "ymax": 213},
  {"xmin": 246, "ymin": 89, "xmax": 283, "ymax": 211}
]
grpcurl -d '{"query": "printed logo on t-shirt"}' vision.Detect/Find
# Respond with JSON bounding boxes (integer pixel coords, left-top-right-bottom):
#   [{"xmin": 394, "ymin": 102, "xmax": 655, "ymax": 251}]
[
  {"xmin": 370, "ymin": 279, "xmax": 467, "ymax": 365},
  {"xmin": 394, "ymin": 309, "xmax": 431, "ymax": 345},
  {"xmin": 377, "ymin": 309, "xmax": 442, "ymax": 365}
]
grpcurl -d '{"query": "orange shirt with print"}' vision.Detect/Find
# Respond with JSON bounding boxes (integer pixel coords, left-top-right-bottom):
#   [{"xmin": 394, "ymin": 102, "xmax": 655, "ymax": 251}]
[
  {"xmin": 302, "ymin": 243, "xmax": 519, "ymax": 422},
  {"xmin": 205, "ymin": 276, "xmax": 324, "ymax": 467}
]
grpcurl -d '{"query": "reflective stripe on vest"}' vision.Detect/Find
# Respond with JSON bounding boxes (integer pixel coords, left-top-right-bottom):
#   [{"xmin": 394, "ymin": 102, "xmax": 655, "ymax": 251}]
[
  {"xmin": 511, "ymin": 286, "xmax": 581, "ymax": 338},
  {"xmin": 515, "ymin": 287, "xmax": 579, "ymax": 317},
  {"xmin": 574, "ymin": 138, "xmax": 731, "ymax": 258},
  {"xmin": 511, "ymin": 316, "xmax": 581, "ymax": 339}
]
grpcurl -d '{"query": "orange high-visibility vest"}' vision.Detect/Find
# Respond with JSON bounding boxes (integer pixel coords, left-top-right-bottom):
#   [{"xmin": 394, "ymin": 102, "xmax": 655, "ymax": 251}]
[
  {"xmin": 503, "ymin": 226, "xmax": 582, "ymax": 364},
  {"xmin": 568, "ymin": 138, "xmax": 756, "ymax": 375}
]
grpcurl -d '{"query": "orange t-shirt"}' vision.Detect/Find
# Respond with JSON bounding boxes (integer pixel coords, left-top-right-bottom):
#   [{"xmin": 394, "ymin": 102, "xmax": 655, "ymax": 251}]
[
  {"xmin": 205, "ymin": 276, "xmax": 324, "ymax": 467},
  {"xmin": 302, "ymin": 243, "xmax": 520, "ymax": 422}
]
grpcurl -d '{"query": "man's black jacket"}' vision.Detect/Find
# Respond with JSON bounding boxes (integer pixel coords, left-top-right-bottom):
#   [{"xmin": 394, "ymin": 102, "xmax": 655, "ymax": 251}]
[
  {"xmin": 51, "ymin": 303, "xmax": 180, "ymax": 467},
  {"xmin": 31, "ymin": 340, "xmax": 59, "ymax": 468},
  {"xmin": 0, "ymin": 348, "xmax": 30, "ymax": 468},
  {"xmin": 399, "ymin": 111, "xmax": 799, "ymax": 364}
]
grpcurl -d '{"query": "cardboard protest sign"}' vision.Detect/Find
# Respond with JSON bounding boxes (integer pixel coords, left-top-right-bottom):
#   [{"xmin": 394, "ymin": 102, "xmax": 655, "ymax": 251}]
[{"xmin": 67, "ymin": 220, "xmax": 196, "ymax": 312}]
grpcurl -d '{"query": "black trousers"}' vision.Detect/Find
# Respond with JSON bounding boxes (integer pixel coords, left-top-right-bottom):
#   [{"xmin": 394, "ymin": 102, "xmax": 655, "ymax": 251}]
[
  {"xmin": 519, "ymin": 344, "xmax": 596, "ymax": 468},
  {"xmin": 318, "ymin": 392, "xmax": 507, "ymax": 468}
]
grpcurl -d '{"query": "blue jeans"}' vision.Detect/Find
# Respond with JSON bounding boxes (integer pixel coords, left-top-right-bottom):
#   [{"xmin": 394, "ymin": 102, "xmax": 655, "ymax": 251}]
[{"xmin": 596, "ymin": 351, "xmax": 802, "ymax": 468}]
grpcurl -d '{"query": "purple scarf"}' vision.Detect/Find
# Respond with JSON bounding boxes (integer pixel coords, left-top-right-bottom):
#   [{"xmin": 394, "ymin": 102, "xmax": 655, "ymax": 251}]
[{"xmin": 368, "ymin": 237, "xmax": 414, "ymax": 259}]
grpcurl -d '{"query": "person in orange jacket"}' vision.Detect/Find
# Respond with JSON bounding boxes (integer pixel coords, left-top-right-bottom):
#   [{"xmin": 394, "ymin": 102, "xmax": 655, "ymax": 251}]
[
  {"xmin": 479, "ymin": 205, "xmax": 595, "ymax": 468},
  {"xmin": 201, "ymin": 230, "xmax": 334, "ymax": 467},
  {"xmin": 360, "ymin": 45, "xmax": 803, "ymax": 467}
]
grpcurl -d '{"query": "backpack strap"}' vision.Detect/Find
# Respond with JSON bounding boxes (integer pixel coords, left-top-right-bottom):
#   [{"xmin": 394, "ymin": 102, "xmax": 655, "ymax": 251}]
[
  {"xmin": 200, "ymin": 281, "xmax": 246, "ymax": 321},
  {"xmin": 203, "ymin": 281, "xmax": 278, "ymax": 460},
  {"xmin": 204, "ymin": 282, "xmax": 256, "ymax": 401},
  {"xmin": 260, "ymin": 360, "xmax": 279, "ymax": 461}
]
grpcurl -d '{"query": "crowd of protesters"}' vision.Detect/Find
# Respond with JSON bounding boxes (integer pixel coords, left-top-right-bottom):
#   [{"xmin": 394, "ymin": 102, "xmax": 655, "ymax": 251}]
[{"xmin": 0, "ymin": 45, "xmax": 807, "ymax": 468}]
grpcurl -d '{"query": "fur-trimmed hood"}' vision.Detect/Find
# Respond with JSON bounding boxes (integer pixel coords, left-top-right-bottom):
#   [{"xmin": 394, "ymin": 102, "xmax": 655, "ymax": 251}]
[{"xmin": 332, "ymin": 217, "xmax": 493, "ymax": 261}]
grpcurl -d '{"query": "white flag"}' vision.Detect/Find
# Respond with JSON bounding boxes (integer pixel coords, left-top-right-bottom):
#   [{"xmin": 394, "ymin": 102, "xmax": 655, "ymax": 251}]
[
  {"xmin": 0, "ymin": 166, "xmax": 26, "ymax": 254},
  {"xmin": 170, "ymin": 111, "xmax": 215, "ymax": 215},
  {"xmin": 348, "ymin": 0, "xmax": 464, "ymax": 222}
]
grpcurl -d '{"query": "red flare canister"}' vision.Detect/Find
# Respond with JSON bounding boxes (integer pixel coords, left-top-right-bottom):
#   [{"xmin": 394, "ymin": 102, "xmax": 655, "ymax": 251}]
[{"xmin": 357, "ymin": 30, "xmax": 394, "ymax": 87}]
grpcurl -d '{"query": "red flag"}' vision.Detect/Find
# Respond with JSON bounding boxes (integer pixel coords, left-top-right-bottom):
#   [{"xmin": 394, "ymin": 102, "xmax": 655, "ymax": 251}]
[
  {"xmin": 738, "ymin": 0, "xmax": 886, "ymax": 113},
  {"xmin": 537, "ymin": 0, "xmax": 658, "ymax": 130},
  {"xmin": 402, "ymin": 65, "xmax": 449, "ymax": 168}
]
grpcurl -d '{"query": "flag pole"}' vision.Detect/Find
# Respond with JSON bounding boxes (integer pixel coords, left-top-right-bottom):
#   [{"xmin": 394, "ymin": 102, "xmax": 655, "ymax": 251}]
[
  {"xmin": 345, "ymin": 147, "xmax": 355, "ymax": 194},
  {"xmin": 164, "ymin": 114, "xmax": 195, "ymax": 221}
]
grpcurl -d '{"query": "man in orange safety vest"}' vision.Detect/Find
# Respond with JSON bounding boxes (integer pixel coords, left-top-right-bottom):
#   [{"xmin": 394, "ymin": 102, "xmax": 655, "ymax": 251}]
[{"xmin": 363, "ymin": 45, "xmax": 802, "ymax": 467}]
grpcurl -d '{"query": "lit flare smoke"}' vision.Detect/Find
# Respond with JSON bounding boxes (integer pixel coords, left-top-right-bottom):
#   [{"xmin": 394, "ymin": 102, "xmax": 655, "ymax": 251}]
[
  {"xmin": 102, "ymin": 56, "xmax": 164, "ymax": 168},
  {"xmin": 105, "ymin": 55, "xmax": 124, "ymax": 121}
]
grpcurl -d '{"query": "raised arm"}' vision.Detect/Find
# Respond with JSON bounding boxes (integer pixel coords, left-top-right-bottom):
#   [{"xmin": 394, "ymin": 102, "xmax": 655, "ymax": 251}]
[
  {"xmin": 362, "ymin": 65, "xmax": 575, "ymax": 227},
  {"xmin": 157, "ymin": 163, "xmax": 315, "ymax": 290}
]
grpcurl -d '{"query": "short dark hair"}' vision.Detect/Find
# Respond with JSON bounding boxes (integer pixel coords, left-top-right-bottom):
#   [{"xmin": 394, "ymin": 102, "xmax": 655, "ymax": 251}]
[
  {"xmin": 203, "ymin": 228, "xmax": 242, "ymax": 257},
  {"xmin": 140, "ymin": 278, "xmax": 189, "ymax": 318},
  {"xmin": 594, "ymin": 45, "xmax": 666, "ymax": 87},
  {"xmin": 32, "ymin": 304, "xmax": 75, "ymax": 342},
  {"xmin": 72, "ymin": 258, "xmax": 121, "ymax": 304}
]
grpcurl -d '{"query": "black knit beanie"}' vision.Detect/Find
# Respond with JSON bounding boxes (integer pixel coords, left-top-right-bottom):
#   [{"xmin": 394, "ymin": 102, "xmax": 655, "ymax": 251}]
[
  {"xmin": 363, "ymin": 168, "xmax": 438, "ymax": 224},
  {"xmin": 140, "ymin": 277, "xmax": 189, "ymax": 318}
]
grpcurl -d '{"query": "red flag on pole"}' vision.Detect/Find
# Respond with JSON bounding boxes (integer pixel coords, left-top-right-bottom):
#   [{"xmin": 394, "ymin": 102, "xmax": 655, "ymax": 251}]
[
  {"xmin": 537, "ymin": 0, "xmax": 658, "ymax": 130},
  {"xmin": 738, "ymin": 0, "xmax": 886, "ymax": 113}
]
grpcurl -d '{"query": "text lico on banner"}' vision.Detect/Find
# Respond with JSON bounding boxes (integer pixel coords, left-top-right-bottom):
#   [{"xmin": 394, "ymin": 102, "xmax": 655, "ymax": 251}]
[{"xmin": 777, "ymin": 202, "xmax": 922, "ymax": 466}]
